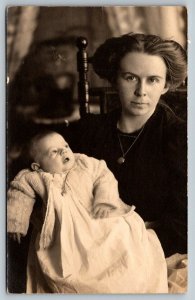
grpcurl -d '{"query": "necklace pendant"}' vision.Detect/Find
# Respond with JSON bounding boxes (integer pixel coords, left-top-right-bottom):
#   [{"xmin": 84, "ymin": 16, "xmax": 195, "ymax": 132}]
[{"xmin": 117, "ymin": 156, "xmax": 125, "ymax": 164}]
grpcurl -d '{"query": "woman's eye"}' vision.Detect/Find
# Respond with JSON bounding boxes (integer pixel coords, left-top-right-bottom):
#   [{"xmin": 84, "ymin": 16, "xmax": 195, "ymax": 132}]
[
  {"xmin": 126, "ymin": 75, "xmax": 136, "ymax": 81},
  {"xmin": 149, "ymin": 77, "xmax": 159, "ymax": 83}
]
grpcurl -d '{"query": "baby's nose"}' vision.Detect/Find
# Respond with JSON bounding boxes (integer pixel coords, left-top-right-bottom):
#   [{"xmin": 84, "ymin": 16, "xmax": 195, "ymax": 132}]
[{"xmin": 60, "ymin": 148, "xmax": 67, "ymax": 155}]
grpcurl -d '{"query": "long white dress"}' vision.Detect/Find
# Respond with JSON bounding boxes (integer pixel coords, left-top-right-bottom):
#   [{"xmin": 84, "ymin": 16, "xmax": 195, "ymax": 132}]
[
  {"xmin": 27, "ymin": 174, "xmax": 168, "ymax": 294},
  {"xmin": 7, "ymin": 154, "xmax": 168, "ymax": 294}
]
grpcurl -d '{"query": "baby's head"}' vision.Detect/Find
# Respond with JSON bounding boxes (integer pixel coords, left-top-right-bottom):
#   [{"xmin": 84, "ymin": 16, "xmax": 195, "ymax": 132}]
[{"xmin": 29, "ymin": 131, "xmax": 75, "ymax": 174}]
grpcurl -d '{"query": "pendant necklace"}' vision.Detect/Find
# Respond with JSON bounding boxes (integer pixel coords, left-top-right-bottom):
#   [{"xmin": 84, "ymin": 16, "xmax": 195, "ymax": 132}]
[{"xmin": 117, "ymin": 125, "xmax": 145, "ymax": 164}]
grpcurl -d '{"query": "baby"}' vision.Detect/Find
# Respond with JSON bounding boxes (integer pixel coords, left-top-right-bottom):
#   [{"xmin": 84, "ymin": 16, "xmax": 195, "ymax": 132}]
[
  {"xmin": 8, "ymin": 131, "xmax": 126, "ymax": 243},
  {"xmin": 8, "ymin": 131, "xmax": 130, "ymax": 242},
  {"xmin": 7, "ymin": 131, "xmax": 168, "ymax": 294}
]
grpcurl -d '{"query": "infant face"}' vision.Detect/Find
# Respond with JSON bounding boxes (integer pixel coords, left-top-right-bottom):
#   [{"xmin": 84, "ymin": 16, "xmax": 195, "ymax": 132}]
[{"xmin": 34, "ymin": 133, "xmax": 75, "ymax": 173}]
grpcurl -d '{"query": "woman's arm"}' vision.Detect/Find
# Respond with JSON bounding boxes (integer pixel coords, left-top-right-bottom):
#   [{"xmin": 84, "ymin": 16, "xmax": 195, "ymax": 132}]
[{"xmin": 155, "ymin": 120, "xmax": 187, "ymax": 257}]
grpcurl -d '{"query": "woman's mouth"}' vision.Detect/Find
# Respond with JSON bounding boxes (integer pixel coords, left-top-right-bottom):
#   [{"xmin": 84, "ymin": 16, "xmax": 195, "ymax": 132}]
[
  {"xmin": 131, "ymin": 102, "xmax": 148, "ymax": 107},
  {"xmin": 132, "ymin": 101, "xmax": 147, "ymax": 105}
]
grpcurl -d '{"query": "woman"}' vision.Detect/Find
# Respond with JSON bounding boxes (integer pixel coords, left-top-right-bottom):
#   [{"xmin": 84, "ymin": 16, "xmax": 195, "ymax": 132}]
[{"xmin": 71, "ymin": 33, "xmax": 187, "ymax": 258}]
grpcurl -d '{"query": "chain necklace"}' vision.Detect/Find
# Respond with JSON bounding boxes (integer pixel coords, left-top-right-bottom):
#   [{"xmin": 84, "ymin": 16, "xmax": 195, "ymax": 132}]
[{"xmin": 117, "ymin": 125, "xmax": 145, "ymax": 164}]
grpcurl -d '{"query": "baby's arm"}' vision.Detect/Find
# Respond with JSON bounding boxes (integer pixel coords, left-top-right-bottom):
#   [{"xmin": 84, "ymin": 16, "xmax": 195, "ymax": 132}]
[
  {"xmin": 92, "ymin": 159, "xmax": 131, "ymax": 214},
  {"xmin": 7, "ymin": 169, "xmax": 37, "ymax": 242}
]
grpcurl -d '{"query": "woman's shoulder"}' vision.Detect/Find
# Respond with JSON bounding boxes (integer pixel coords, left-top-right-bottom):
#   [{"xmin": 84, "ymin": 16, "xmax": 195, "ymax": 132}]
[
  {"xmin": 76, "ymin": 109, "xmax": 119, "ymax": 128},
  {"xmin": 157, "ymin": 104, "xmax": 187, "ymax": 163},
  {"xmin": 156, "ymin": 103, "xmax": 186, "ymax": 134},
  {"xmin": 70, "ymin": 110, "xmax": 119, "ymax": 152}
]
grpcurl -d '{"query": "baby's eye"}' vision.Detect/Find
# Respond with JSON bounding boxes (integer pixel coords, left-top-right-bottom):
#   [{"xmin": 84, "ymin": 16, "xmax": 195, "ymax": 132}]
[
  {"xmin": 50, "ymin": 149, "xmax": 58, "ymax": 155},
  {"xmin": 65, "ymin": 144, "xmax": 69, "ymax": 148}
]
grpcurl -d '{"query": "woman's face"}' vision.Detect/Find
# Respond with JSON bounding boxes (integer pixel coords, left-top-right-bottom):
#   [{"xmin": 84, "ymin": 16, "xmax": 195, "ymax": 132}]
[{"xmin": 116, "ymin": 52, "xmax": 169, "ymax": 118}]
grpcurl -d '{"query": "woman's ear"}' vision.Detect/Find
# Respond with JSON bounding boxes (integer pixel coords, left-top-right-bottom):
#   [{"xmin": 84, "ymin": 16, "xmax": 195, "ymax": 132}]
[
  {"xmin": 31, "ymin": 162, "xmax": 40, "ymax": 171},
  {"xmin": 161, "ymin": 82, "xmax": 170, "ymax": 95}
]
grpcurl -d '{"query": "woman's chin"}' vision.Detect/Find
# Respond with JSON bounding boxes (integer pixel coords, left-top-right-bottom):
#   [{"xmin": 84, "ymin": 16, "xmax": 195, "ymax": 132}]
[{"xmin": 126, "ymin": 109, "xmax": 148, "ymax": 117}]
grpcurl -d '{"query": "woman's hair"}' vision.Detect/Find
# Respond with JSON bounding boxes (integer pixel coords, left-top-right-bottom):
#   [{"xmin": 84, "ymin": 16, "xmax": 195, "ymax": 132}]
[{"xmin": 91, "ymin": 33, "xmax": 187, "ymax": 90}]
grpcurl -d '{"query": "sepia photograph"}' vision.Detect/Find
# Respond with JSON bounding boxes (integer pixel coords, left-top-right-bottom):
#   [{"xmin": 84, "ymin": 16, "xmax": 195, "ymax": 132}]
[{"xmin": 6, "ymin": 6, "xmax": 187, "ymax": 294}]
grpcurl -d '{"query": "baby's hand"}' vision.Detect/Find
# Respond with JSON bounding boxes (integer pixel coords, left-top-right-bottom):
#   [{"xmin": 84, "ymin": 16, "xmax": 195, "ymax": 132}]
[
  {"xmin": 8, "ymin": 232, "xmax": 23, "ymax": 244},
  {"xmin": 92, "ymin": 203, "xmax": 116, "ymax": 219}
]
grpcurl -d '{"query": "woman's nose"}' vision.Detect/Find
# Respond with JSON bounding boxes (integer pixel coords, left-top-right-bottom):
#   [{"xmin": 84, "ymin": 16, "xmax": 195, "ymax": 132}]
[{"xmin": 134, "ymin": 81, "xmax": 146, "ymax": 97}]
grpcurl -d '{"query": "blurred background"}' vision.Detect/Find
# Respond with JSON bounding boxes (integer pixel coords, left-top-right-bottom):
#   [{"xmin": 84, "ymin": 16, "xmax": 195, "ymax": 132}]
[
  {"xmin": 6, "ymin": 6, "xmax": 187, "ymax": 293},
  {"xmin": 7, "ymin": 6, "xmax": 187, "ymax": 119}
]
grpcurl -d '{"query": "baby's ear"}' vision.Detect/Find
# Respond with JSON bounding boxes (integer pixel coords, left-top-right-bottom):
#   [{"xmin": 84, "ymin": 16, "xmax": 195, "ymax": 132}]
[{"xmin": 31, "ymin": 162, "xmax": 40, "ymax": 171}]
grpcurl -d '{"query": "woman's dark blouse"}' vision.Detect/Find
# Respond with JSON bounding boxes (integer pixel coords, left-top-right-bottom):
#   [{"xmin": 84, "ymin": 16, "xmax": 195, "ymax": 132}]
[{"xmin": 70, "ymin": 103, "xmax": 187, "ymax": 257}]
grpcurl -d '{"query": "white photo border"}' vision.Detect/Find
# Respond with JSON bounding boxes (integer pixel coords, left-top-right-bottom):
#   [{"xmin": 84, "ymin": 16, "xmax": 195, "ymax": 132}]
[{"xmin": 1, "ymin": 1, "xmax": 195, "ymax": 299}]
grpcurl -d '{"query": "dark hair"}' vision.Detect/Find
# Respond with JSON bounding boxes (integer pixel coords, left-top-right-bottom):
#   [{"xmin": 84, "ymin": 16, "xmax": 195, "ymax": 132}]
[{"xmin": 91, "ymin": 33, "xmax": 187, "ymax": 90}]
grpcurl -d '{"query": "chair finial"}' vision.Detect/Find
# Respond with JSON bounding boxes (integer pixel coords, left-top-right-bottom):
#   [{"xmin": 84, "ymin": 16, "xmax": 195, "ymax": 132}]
[{"xmin": 77, "ymin": 37, "xmax": 88, "ymax": 50}]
